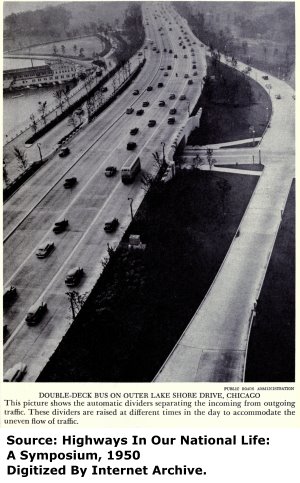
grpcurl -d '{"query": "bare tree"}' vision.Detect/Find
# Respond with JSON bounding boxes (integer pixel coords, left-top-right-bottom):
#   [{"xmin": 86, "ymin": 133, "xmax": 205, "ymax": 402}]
[
  {"xmin": 38, "ymin": 101, "xmax": 48, "ymax": 125},
  {"xmin": 30, "ymin": 114, "xmax": 38, "ymax": 134},
  {"xmin": 14, "ymin": 146, "xmax": 28, "ymax": 171},
  {"xmin": 66, "ymin": 291, "xmax": 88, "ymax": 321},
  {"xmin": 192, "ymin": 153, "xmax": 205, "ymax": 169},
  {"xmin": 3, "ymin": 162, "xmax": 10, "ymax": 185},
  {"xmin": 53, "ymin": 89, "xmax": 64, "ymax": 113},
  {"xmin": 141, "ymin": 171, "xmax": 155, "ymax": 192},
  {"xmin": 206, "ymin": 148, "xmax": 216, "ymax": 170},
  {"xmin": 68, "ymin": 113, "xmax": 78, "ymax": 129},
  {"xmin": 152, "ymin": 151, "xmax": 163, "ymax": 170},
  {"xmin": 112, "ymin": 77, "xmax": 117, "ymax": 94},
  {"xmin": 73, "ymin": 44, "xmax": 78, "ymax": 56}
]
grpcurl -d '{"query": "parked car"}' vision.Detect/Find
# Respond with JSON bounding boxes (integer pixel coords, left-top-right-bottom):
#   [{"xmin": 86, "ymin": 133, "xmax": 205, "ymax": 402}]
[
  {"xmin": 127, "ymin": 142, "xmax": 137, "ymax": 150},
  {"xmin": 36, "ymin": 241, "xmax": 55, "ymax": 259},
  {"xmin": 158, "ymin": 100, "xmax": 166, "ymax": 107},
  {"xmin": 163, "ymin": 72, "xmax": 168, "ymax": 77},
  {"xmin": 65, "ymin": 267, "xmax": 84, "ymax": 287},
  {"xmin": 101, "ymin": 86, "xmax": 108, "ymax": 92},
  {"xmin": 148, "ymin": 120, "xmax": 156, "ymax": 127},
  {"xmin": 136, "ymin": 109, "xmax": 144, "ymax": 116},
  {"xmin": 104, "ymin": 218, "xmax": 119, "ymax": 233},
  {"xmin": 169, "ymin": 93, "xmax": 176, "ymax": 100},
  {"xmin": 147, "ymin": 86, "xmax": 153, "ymax": 91},
  {"xmin": 262, "ymin": 75, "xmax": 269, "ymax": 80},
  {"xmin": 126, "ymin": 107, "xmax": 134, "ymax": 114},
  {"xmin": 169, "ymin": 49, "xmax": 173, "ymax": 53},
  {"xmin": 275, "ymin": 94, "xmax": 281, "ymax": 99},
  {"xmin": 158, "ymin": 82, "xmax": 164, "ymax": 88},
  {"xmin": 130, "ymin": 128, "xmax": 139, "ymax": 136},
  {"xmin": 188, "ymin": 79, "xmax": 193, "ymax": 85},
  {"xmin": 64, "ymin": 177, "xmax": 77, "ymax": 188},
  {"xmin": 133, "ymin": 89, "xmax": 139, "ymax": 95},
  {"xmin": 179, "ymin": 95, "xmax": 186, "ymax": 100},
  {"xmin": 3, "ymin": 286, "xmax": 17, "ymax": 307},
  {"xmin": 184, "ymin": 54, "xmax": 188, "ymax": 58},
  {"xmin": 58, "ymin": 146, "xmax": 70, "ymax": 157},
  {"xmin": 169, "ymin": 108, "xmax": 177, "ymax": 115},
  {"xmin": 184, "ymin": 73, "xmax": 189, "ymax": 78},
  {"xmin": 142, "ymin": 101, "xmax": 150, "ymax": 107},
  {"xmin": 168, "ymin": 117, "xmax": 175, "ymax": 124},
  {"xmin": 174, "ymin": 54, "xmax": 178, "ymax": 58},
  {"xmin": 53, "ymin": 219, "xmax": 68, "ymax": 234},
  {"xmin": 26, "ymin": 301, "xmax": 47, "ymax": 326},
  {"xmin": 167, "ymin": 65, "xmax": 172, "ymax": 70},
  {"xmin": 4, "ymin": 362, "xmax": 27, "ymax": 382}
]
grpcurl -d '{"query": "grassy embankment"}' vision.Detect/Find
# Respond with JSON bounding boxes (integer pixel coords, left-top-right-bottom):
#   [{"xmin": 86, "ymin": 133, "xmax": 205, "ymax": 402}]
[
  {"xmin": 245, "ymin": 180, "xmax": 295, "ymax": 382},
  {"xmin": 38, "ymin": 170, "xmax": 258, "ymax": 382},
  {"xmin": 188, "ymin": 59, "xmax": 272, "ymax": 146}
]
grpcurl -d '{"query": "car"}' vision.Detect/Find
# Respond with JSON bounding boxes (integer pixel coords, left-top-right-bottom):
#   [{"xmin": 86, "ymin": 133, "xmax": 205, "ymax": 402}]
[
  {"xmin": 179, "ymin": 95, "xmax": 186, "ymax": 100},
  {"xmin": 169, "ymin": 49, "xmax": 173, "ymax": 53},
  {"xmin": 4, "ymin": 362, "xmax": 27, "ymax": 382},
  {"xmin": 174, "ymin": 54, "xmax": 178, "ymax": 58},
  {"xmin": 169, "ymin": 108, "xmax": 177, "ymax": 115},
  {"xmin": 168, "ymin": 117, "xmax": 175, "ymax": 124},
  {"xmin": 157, "ymin": 82, "xmax": 164, "ymax": 88},
  {"xmin": 58, "ymin": 146, "xmax": 70, "ymax": 157},
  {"xmin": 101, "ymin": 86, "xmax": 108, "ymax": 92},
  {"xmin": 169, "ymin": 93, "xmax": 176, "ymax": 100},
  {"xmin": 193, "ymin": 71, "xmax": 198, "ymax": 76},
  {"xmin": 148, "ymin": 120, "xmax": 156, "ymax": 127},
  {"xmin": 133, "ymin": 89, "xmax": 139, "ymax": 95},
  {"xmin": 275, "ymin": 94, "xmax": 281, "ymax": 99},
  {"xmin": 65, "ymin": 267, "xmax": 84, "ymax": 287},
  {"xmin": 3, "ymin": 286, "xmax": 17, "ymax": 307},
  {"xmin": 53, "ymin": 219, "xmax": 69, "ymax": 234},
  {"xmin": 157, "ymin": 49, "xmax": 160, "ymax": 53},
  {"xmin": 127, "ymin": 142, "xmax": 137, "ymax": 150},
  {"xmin": 147, "ymin": 86, "xmax": 153, "ymax": 91},
  {"xmin": 160, "ymin": 66, "xmax": 165, "ymax": 70},
  {"xmin": 138, "ymin": 51, "xmax": 143, "ymax": 56},
  {"xmin": 191, "ymin": 48, "xmax": 194, "ymax": 52},
  {"xmin": 130, "ymin": 127, "xmax": 139, "ymax": 136},
  {"xmin": 163, "ymin": 72, "xmax": 168, "ymax": 77},
  {"xmin": 183, "ymin": 46, "xmax": 186, "ymax": 49},
  {"xmin": 184, "ymin": 54, "xmax": 188, "ymax": 58},
  {"xmin": 136, "ymin": 109, "xmax": 144, "ymax": 116},
  {"xmin": 158, "ymin": 100, "xmax": 166, "ymax": 107},
  {"xmin": 126, "ymin": 107, "xmax": 134, "ymax": 114},
  {"xmin": 163, "ymin": 48, "xmax": 167, "ymax": 52},
  {"xmin": 36, "ymin": 241, "xmax": 55, "ymax": 259},
  {"xmin": 184, "ymin": 73, "xmax": 189, "ymax": 78},
  {"xmin": 104, "ymin": 218, "xmax": 119, "ymax": 233},
  {"xmin": 262, "ymin": 75, "xmax": 269, "ymax": 80},
  {"xmin": 191, "ymin": 53, "xmax": 195, "ymax": 56},
  {"xmin": 26, "ymin": 301, "xmax": 47, "ymax": 326},
  {"xmin": 167, "ymin": 65, "xmax": 172, "ymax": 70},
  {"xmin": 188, "ymin": 79, "xmax": 193, "ymax": 85},
  {"xmin": 75, "ymin": 107, "xmax": 84, "ymax": 116},
  {"xmin": 192, "ymin": 65, "xmax": 197, "ymax": 69},
  {"xmin": 142, "ymin": 101, "xmax": 150, "ymax": 107},
  {"xmin": 152, "ymin": 47, "xmax": 157, "ymax": 51},
  {"xmin": 105, "ymin": 166, "xmax": 117, "ymax": 177},
  {"xmin": 64, "ymin": 177, "xmax": 77, "ymax": 188}
]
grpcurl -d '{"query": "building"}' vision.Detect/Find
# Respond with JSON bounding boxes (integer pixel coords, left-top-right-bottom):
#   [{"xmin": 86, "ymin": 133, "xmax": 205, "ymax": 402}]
[{"xmin": 3, "ymin": 61, "xmax": 78, "ymax": 90}]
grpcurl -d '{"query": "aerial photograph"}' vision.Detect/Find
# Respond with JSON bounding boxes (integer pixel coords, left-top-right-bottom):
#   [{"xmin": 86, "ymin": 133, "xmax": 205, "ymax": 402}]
[{"xmin": 3, "ymin": 1, "xmax": 295, "ymax": 383}]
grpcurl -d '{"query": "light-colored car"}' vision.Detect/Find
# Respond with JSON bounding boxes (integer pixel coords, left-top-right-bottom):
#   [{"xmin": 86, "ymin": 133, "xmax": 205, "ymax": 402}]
[
  {"xmin": 36, "ymin": 241, "xmax": 55, "ymax": 259},
  {"xmin": 4, "ymin": 362, "xmax": 27, "ymax": 382},
  {"xmin": 275, "ymin": 94, "xmax": 281, "ymax": 99}
]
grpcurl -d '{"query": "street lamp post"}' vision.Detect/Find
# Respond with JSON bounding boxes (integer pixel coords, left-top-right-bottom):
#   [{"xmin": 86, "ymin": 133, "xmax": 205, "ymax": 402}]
[
  {"xmin": 161, "ymin": 141, "xmax": 166, "ymax": 163},
  {"xmin": 187, "ymin": 101, "xmax": 190, "ymax": 116},
  {"xmin": 128, "ymin": 197, "xmax": 134, "ymax": 221},
  {"xmin": 37, "ymin": 143, "xmax": 43, "ymax": 163},
  {"xmin": 249, "ymin": 126, "xmax": 255, "ymax": 147}
]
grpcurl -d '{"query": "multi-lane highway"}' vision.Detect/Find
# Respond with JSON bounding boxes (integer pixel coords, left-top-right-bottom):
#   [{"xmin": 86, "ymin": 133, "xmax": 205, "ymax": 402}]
[{"xmin": 3, "ymin": 3, "xmax": 207, "ymax": 381}]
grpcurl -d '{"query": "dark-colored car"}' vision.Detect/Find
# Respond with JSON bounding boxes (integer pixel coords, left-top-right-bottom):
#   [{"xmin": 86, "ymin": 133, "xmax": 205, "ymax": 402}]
[
  {"xmin": 174, "ymin": 54, "xmax": 178, "ymax": 58},
  {"xmin": 105, "ymin": 166, "xmax": 117, "ymax": 177},
  {"xmin": 36, "ymin": 241, "xmax": 55, "ymax": 259},
  {"xmin": 65, "ymin": 267, "xmax": 84, "ymax": 287},
  {"xmin": 184, "ymin": 73, "xmax": 189, "ymax": 78},
  {"xmin": 147, "ymin": 86, "xmax": 153, "ymax": 91},
  {"xmin": 3, "ymin": 286, "xmax": 17, "ymax": 308},
  {"xmin": 136, "ymin": 109, "xmax": 144, "ymax": 116},
  {"xmin": 167, "ymin": 65, "xmax": 172, "ymax": 70},
  {"xmin": 262, "ymin": 75, "xmax": 269, "ymax": 80},
  {"xmin": 101, "ymin": 86, "xmax": 108, "ymax": 92},
  {"xmin": 4, "ymin": 362, "xmax": 27, "ymax": 382},
  {"xmin": 158, "ymin": 82, "xmax": 164, "ymax": 88},
  {"xmin": 148, "ymin": 120, "xmax": 156, "ymax": 127},
  {"xmin": 169, "ymin": 108, "xmax": 177, "ymax": 115},
  {"xmin": 53, "ymin": 219, "xmax": 68, "ymax": 234},
  {"xmin": 168, "ymin": 117, "xmax": 175, "ymax": 124},
  {"xmin": 133, "ymin": 89, "xmax": 140, "ymax": 95},
  {"xmin": 126, "ymin": 107, "xmax": 134, "ymax": 114},
  {"xmin": 169, "ymin": 49, "xmax": 173, "ymax": 54},
  {"xmin": 163, "ymin": 72, "xmax": 168, "ymax": 77},
  {"xmin": 169, "ymin": 93, "xmax": 176, "ymax": 100},
  {"xmin": 26, "ymin": 301, "xmax": 47, "ymax": 325},
  {"xmin": 127, "ymin": 142, "xmax": 137, "ymax": 150},
  {"xmin": 58, "ymin": 146, "xmax": 70, "ymax": 157},
  {"xmin": 64, "ymin": 177, "xmax": 77, "ymax": 188},
  {"xmin": 193, "ymin": 71, "xmax": 198, "ymax": 76},
  {"xmin": 142, "ymin": 101, "xmax": 150, "ymax": 107},
  {"xmin": 192, "ymin": 65, "xmax": 197, "ymax": 69},
  {"xmin": 179, "ymin": 95, "xmax": 186, "ymax": 100},
  {"xmin": 188, "ymin": 79, "xmax": 193, "ymax": 85},
  {"xmin": 104, "ymin": 218, "xmax": 119, "ymax": 233},
  {"xmin": 130, "ymin": 128, "xmax": 139, "ymax": 136},
  {"xmin": 158, "ymin": 100, "xmax": 166, "ymax": 107}
]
